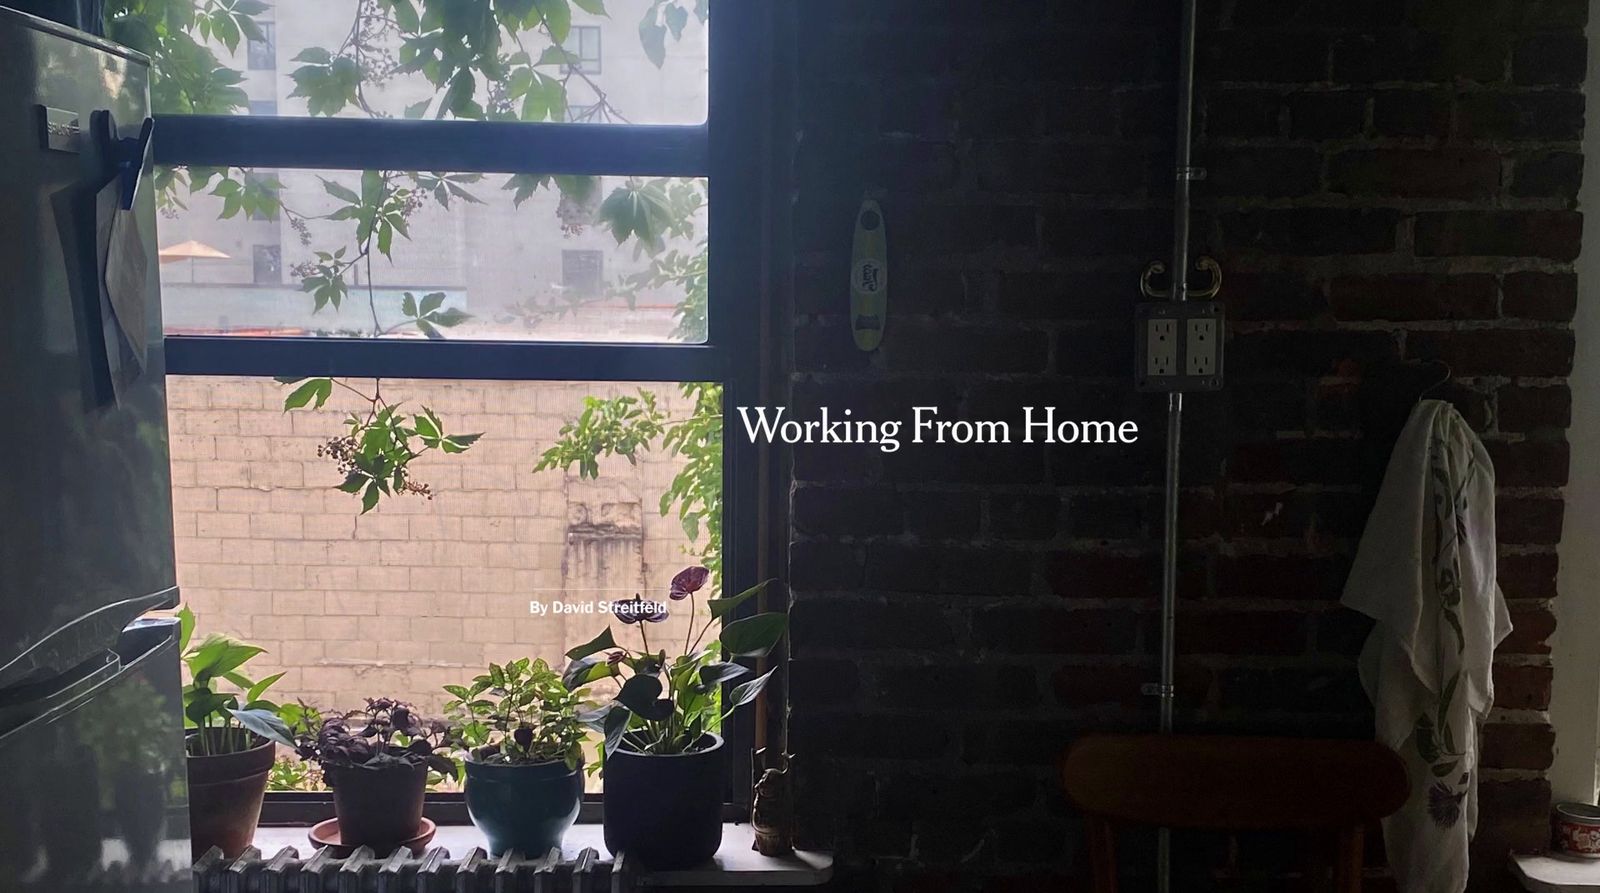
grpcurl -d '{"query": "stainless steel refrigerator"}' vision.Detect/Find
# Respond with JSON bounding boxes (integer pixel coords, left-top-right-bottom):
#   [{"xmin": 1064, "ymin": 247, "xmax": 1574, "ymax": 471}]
[{"xmin": 0, "ymin": 6, "xmax": 189, "ymax": 891}]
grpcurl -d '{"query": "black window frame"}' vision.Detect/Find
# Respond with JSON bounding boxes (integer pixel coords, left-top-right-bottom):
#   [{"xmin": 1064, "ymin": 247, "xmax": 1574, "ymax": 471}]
[{"xmin": 151, "ymin": 0, "xmax": 776, "ymax": 822}]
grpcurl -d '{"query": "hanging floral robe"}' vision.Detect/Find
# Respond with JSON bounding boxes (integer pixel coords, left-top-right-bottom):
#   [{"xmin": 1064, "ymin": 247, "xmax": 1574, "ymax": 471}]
[{"xmin": 1341, "ymin": 399, "xmax": 1511, "ymax": 893}]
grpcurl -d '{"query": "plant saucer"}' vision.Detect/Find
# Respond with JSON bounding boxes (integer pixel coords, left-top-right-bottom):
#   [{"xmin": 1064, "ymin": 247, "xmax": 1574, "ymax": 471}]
[{"xmin": 308, "ymin": 817, "xmax": 436, "ymax": 858}]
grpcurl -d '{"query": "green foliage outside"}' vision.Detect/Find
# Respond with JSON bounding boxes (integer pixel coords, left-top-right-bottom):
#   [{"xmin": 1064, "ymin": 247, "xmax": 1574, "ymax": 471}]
[{"xmin": 118, "ymin": 0, "xmax": 725, "ymax": 582}]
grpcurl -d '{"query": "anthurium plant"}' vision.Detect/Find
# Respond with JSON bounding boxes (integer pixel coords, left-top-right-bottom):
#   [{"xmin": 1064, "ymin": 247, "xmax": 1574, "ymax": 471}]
[
  {"xmin": 287, "ymin": 697, "xmax": 456, "ymax": 776},
  {"xmin": 562, "ymin": 567, "xmax": 785, "ymax": 758},
  {"xmin": 177, "ymin": 606, "xmax": 294, "ymax": 757},
  {"xmin": 444, "ymin": 658, "xmax": 591, "ymax": 770}
]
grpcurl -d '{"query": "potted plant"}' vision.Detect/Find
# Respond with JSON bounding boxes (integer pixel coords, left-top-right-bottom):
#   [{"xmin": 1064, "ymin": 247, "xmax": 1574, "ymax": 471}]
[
  {"xmin": 562, "ymin": 567, "xmax": 786, "ymax": 870},
  {"xmin": 444, "ymin": 658, "xmax": 592, "ymax": 856},
  {"xmin": 286, "ymin": 697, "xmax": 455, "ymax": 854},
  {"xmin": 177, "ymin": 607, "xmax": 294, "ymax": 860}
]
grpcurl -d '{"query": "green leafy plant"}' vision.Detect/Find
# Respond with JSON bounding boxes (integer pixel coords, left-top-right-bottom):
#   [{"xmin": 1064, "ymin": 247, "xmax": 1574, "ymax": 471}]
[
  {"xmin": 536, "ymin": 381, "xmax": 722, "ymax": 579},
  {"xmin": 176, "ymin": 606, "xmax": 294, "ymax": 757},
  {"xmin": 277, "ymin": 377, "xmax": 482, "ymax": 513},
  {"xmin": 105, "ymin": 0, "xmax": 260, "ymax": 117},
  {"xmin": 562, "ymin": 568, "xmax": 783, "ymax": 758},
  {"xmin": 267, "ymin": 756, "xmax": 322, "ymax": 791},
  {"xmin": 444, "ymin": 658, "xmax": 592, "ymax": 770}
]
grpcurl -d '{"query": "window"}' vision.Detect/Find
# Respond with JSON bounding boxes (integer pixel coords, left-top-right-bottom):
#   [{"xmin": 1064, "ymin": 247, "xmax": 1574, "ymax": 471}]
[
  {"xmin": 159, "ymin": 168, "xmax": 701, "ymax": 342},
  {"xmin": 166, "ymin": 376, "xmax": 718, "ymax": 791},
  {"xmin": 562, "ymin": 249, "xmax": 604, "ymax": 298},
  {"xmin": 249, "ymin": 99, "xmax": 278, "ymax": 116},
  {"xmin": 148, "ymin": 0, "xmax": 769, "ymax": 809},
  {"xmin": 247, "ymin": 22, "xmax": 275, "ymax": 71},
  {"xmin": 147, "ymin": 3, "xmax": 706, "ymax": 125},
  {"xmin": 252, "ymin": 245, "xmax": 282, "ymax": 284},
  {"xmin": 565, "ymin": 26, "xmax": 602, "ymax": 75}
]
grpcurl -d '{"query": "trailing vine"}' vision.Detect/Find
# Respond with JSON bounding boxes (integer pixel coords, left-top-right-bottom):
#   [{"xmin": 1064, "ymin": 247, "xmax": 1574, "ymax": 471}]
[{"xmin": 122, "ymin": 0, "xmax": 722, "ymax": 572}]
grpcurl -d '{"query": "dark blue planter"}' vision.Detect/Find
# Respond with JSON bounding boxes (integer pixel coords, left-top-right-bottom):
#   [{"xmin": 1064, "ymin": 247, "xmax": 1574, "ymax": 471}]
[
  {"xmin": 602, "ymin": 733, "xmax": 724, "ymax": 870},
  {"xmin": 464, "ymin": 758, "xmax": 583, "ymax": 857}
]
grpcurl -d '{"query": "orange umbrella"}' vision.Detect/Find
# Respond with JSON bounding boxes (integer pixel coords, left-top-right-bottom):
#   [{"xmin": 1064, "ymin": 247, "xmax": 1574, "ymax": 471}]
[{"xmin": 158, "ymin": 240, "xmax": 230, "ymax": 265}]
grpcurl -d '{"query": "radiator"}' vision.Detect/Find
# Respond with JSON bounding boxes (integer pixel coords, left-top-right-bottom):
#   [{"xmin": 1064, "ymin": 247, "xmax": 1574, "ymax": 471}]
[{"xmin": 190, "ymin": 844, "xmax": 644, "ymax": 893}]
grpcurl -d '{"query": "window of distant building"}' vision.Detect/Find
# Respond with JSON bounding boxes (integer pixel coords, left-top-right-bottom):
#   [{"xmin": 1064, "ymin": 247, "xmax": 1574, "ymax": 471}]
[
  {"xmin": 246, "ymin": 22, "xmax": 275, "ymax": 70},
  {"xmin": 251, "ymin": 244, "xmax": 281, "ymax": 284},
  {"xmin": 566, "ymin": 26, "xmax": 602, "ymax": 75},
  {"xmin": 562, "ymin": 249, "xmax": 604, "ymax": 298}
]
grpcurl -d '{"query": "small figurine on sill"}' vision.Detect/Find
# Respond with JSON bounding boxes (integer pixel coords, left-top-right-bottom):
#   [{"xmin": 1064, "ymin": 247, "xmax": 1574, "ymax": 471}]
[{"xmin": 751, "ymin": 748, "xmax": 794, "ymax": 856}]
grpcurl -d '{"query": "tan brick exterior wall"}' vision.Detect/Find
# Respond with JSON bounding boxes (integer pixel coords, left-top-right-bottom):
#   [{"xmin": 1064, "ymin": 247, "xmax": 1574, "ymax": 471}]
[{"xmin": 167, "ymin": 376, "xmax": 709, "ymax": 716}]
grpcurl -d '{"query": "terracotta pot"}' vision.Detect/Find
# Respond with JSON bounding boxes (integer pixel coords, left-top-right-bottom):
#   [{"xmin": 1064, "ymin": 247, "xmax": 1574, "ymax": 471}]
[
  {"xmin": 186, "ymin": 733, "xmax": 275, "ymax": 860},
  {"xmin": 602, "ymin": 733, "xmax": 724, "ymax": 870},
  {"xmin": 327, "ymin": 761, "xmax": 428, "ymax": 855}
]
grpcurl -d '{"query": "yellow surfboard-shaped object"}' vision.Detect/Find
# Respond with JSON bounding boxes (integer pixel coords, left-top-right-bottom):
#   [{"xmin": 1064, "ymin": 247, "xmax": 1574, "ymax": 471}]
[{"xmin": 850, "ymin": 199, "xmax": 887, "ymax": 351}]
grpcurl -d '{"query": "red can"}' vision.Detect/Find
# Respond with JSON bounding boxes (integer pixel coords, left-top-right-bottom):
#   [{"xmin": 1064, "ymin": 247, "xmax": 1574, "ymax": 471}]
[{"xmin": 1553, "ymin": 802, "xmax": 1600, "ymax": 858}]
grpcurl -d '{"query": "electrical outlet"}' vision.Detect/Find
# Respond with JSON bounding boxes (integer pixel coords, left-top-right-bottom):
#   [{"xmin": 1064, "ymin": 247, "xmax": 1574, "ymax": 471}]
[
  {"xmin": 1186, "ymin": 318, "xmax": 1217, "ymax": 377},
  {"xmin": 1135, "ymin": 300, "xmax": 1224, "ymax": 392},
  {"xmin": 1146, "ymin": 319, "xmax": 1178, "ymax": 377}
]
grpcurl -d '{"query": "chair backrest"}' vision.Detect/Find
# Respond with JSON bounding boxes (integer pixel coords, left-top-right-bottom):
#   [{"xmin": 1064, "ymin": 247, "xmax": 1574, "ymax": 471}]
[{"xmin": 1061, "ymin": 734, "xmax": 1409, "ymax": 832}]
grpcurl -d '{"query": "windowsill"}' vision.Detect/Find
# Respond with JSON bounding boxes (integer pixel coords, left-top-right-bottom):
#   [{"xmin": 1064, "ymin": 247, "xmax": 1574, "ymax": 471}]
[
  {"xmin": 1513, "ymin": 853, "xmax": 1600, "ymax": 891},
  {"xmin": 250, "ymin": 822, "xmax": 833, "ymax": 887}
]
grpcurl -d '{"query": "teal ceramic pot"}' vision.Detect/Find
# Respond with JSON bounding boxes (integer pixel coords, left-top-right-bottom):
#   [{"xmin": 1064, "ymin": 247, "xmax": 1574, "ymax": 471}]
[
  {"xmin": 602, "ymin": 733, "xmax": 724, "ymax": 869},
  {"xmin": 464, "ymin": 757, "xmax": 584, "ymax": 856}
]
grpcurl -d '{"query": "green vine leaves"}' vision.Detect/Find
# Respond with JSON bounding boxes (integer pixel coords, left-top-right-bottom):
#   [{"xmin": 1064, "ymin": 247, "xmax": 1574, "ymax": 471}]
[
  {"xmin": 121, "ymin": 0, "xmax": 710, "ymax": 515},
  {"xmin": 278, "ymin": 377, "xmax": 483, "ymax": 513}
]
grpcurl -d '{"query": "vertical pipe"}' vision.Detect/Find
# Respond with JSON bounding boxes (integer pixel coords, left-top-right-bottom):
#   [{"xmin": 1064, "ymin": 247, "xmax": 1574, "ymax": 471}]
[{"xmin": 1157, "ymin": 0, "xmax": 1202, "ymax": 890}]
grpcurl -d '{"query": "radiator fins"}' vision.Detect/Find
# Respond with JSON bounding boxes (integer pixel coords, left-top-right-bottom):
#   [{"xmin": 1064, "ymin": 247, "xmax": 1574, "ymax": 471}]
[{"xmin": 191, "ymin": 845, "xmax": 631, "ymax": 893}]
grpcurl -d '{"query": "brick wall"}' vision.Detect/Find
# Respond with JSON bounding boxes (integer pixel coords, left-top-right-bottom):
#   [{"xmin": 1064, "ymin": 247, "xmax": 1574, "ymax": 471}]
[{"xmin": 781, "ymin": 1, "xmax": 1583, "ymax": 890}]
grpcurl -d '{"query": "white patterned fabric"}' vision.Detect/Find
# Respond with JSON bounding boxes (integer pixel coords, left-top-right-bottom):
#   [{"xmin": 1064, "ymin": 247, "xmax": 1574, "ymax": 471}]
[{"xmin": 1341, "ymin": 399, "xmax": 1511, "ymax": 893}]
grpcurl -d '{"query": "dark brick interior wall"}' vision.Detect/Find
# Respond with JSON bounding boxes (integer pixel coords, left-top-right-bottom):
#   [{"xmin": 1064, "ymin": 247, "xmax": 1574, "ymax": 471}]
[{"xmin": 780, "ymin": 0, "xmax": 1584, "ymax": 890}]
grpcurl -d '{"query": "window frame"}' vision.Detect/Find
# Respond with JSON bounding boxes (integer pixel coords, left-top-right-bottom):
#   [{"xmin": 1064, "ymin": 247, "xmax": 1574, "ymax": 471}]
[{"xmin": 152, "ymin": 0, "xmax": 775, "ymax": 819}]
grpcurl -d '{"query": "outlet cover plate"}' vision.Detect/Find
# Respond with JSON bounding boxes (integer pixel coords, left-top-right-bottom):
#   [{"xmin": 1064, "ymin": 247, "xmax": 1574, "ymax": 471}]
[{"xmin": 1135, "ymin": 301, "xmax": 1225, "ymax": 392}]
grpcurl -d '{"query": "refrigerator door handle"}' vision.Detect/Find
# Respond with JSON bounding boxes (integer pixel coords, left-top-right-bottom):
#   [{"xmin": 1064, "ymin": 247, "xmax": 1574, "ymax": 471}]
[
  {"xmin": 0, "ymin": 620, "xmax": 179, "ymax": 747},
  {"xmin": 0, "ymin": 649, "xmax": 121, "ymax": 743},
  {"xmin": 91, "ymin": 110, "xmax": 153, "ymax": 209}
]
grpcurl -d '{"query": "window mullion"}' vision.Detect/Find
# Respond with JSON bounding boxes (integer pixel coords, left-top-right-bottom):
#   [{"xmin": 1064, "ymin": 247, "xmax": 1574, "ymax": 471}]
[
  {"xmin": 152, "ymin": 116, "xmax": 709, "ymax": 178},
  {"xmin": 165, "ymin": 336, "xmax": 728, "ymax": 383}
]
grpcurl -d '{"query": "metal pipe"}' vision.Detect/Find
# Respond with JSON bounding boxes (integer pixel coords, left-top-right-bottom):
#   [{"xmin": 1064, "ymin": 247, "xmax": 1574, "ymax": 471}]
[{"xmin": 1157, "ymin": 0, "xmax": 1202, "ymax": 889}]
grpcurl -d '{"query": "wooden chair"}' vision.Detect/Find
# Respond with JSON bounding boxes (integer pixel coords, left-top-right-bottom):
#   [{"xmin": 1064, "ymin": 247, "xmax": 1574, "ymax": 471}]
[{"xmin": 1061, "ymin": 735, "xmax": 1409, "ymax": 893}]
